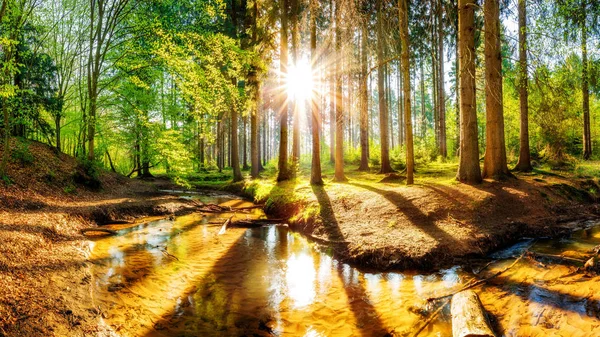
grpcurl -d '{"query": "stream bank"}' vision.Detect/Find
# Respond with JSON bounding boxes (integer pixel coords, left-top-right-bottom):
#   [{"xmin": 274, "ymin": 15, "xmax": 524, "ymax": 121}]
[{"xmin": 224, "ymin": 172, "xmax": 600, "ymax": 271}]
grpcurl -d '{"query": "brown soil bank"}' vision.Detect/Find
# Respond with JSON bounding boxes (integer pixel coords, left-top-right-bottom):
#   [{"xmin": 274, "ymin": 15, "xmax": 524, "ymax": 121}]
[
  {"xmin": 0, "ymin": 139, "xmax": 203, "ymax": 336},
  {"xmin": 243, "ymin": 171, "xmax": 600, "ymax": 271}
]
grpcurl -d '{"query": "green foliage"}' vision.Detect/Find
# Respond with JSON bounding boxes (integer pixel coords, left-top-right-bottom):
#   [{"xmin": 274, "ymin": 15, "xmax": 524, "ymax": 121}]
[
  {"xmin": 73, "ymin": 159, "xmax": 101, "ymax": 190},
  {"xmin": 11, "ymin": 139, "xmax": 34, "ymax": 165},
  {"xmin": 1, "ymin": 174, "xmax": 13, "ymax": 186},
  {"xmin": 63, "ymin": 183, "xmax": 76, "ymax": 194}
]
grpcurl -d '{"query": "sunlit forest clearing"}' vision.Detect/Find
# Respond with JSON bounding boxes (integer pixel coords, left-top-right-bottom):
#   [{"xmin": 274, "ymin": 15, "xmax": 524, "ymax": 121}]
[{"xmin": 1, "ymin": 0, "xmax": 600, "ymax": 336}]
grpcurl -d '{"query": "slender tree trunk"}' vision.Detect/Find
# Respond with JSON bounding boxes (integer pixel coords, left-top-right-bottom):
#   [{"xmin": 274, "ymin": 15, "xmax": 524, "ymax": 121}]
[
  {"xmin": 482, "ymin": 0, "xmax": 510, "ymax": 179},
  {"xmin": 55, "ymin": 114, "xmax": 61, "ymax": 152},
  {"xmin": 217, "ymin": 121, "xmax": 223, "ymax": 172},
  {"xmin": 455, "ymin": 28, "xmax": 460, "ymax": 156},
  {"xmin": 456, "ymin": 0, "xmax": 482, "ymax": 184},
  {"xmin": 438, "ymin": 0, "xmax": 447, "ymax": 159},
  {"xmin": 582, "ymin": 0, "xmax": 592, "ymax": 160},
  {"xmin": 231, "ymin": 79, "xmax": 243, "ymax": 182},
  {"xmin": 420, "ymin": 61, "xmax": 426, "ymax": 138},
  {"xmin": 359, "ymin": 21, "xmax": 370, "ymax": 171},
  {"xmin": 399, "ymin": 0, "xmax": 414, "ymax": 185},
  {"xmin": 515, "ymin": 0, "xmax": 532, "ymax": 171},
  {"xmin": 398, "ymin": 64, "xmax": 404, "ymax": 146},
  {"xmin": 291, "ymin": 0, "xmax": 300, "ymax": 167},
  {"xmin": 277, "ymin": 0, "xmax": 291, "ymax": 181},
  {"xmin": 334, "ymin": 0, "xmax": 346, "ymax": 181},
  {"xmin": 251, "ymin": 73, "xmax": 260, "ymax": 178},
  {"xmin": 310, "ymin": 0, "xmax": 323, "ymax": 185},
  {"xmin": 1, "ymin": 98, "xmax": 8, "ymax": 177},
  {"xmin": 377, "ymin": 0, "xmax": 393, "ymax": 173}
]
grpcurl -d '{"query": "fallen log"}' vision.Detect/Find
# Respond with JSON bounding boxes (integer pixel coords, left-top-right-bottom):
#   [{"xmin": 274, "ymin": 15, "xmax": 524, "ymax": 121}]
[
  {"xmin": 451, "ymin": 290, "xmax": 495, "ymax": 337},
  {"xmin": 81, "ymin": 228, "xmax": 117, "ymax": 236}
]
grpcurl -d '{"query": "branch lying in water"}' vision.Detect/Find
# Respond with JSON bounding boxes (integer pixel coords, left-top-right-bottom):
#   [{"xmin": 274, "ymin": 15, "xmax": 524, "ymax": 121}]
[{"xmin": 427, "ymin": 249, "xmax": 529, "ymax": 303}]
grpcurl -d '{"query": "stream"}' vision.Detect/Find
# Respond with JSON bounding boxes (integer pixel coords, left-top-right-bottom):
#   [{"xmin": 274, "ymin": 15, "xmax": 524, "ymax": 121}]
[{"xmin": 89, "ymin": 193, "xmax": 600, "ymax": 336}]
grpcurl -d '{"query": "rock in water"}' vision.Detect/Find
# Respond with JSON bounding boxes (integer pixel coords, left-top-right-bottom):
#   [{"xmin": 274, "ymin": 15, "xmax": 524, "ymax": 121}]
[{"xmin": 451, "ymin": 290, "xmax": 495, "ymax": 337}]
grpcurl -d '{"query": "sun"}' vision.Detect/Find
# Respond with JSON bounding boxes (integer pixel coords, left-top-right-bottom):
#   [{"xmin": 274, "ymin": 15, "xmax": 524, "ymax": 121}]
[{"xmin": 286, "ymin": 59, "xmax": 313, "ymax": 101}]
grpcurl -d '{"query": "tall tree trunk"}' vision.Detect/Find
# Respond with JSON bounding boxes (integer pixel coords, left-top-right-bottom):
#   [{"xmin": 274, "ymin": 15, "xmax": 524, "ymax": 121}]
[
  {"xmin": 456, "ymin": 0, "xmax": 482, "ymax": 184},
  {"xmin": 359, "ymin": 21, "xmax": 370, "ymax": 171},
  {"xmin": 420, "ymin": 61, "xmax": 426, "ymax": 138},
  {"xmin": 217, "ymin": 121, "xmax": 223, "ymax": 172},
  {"xmin": 55, "ymin": 114, "xmax": 61, "ymax": 152},
  {"xmin": 482, "ymin": 0, "xmax": 510, "ymax": 179},
  {"xmin": 582, "ymin": 0, "xmax": 592, "ymax": 160},
  {"xmin": 514, "ymin": 0, "xmax": 532, "ymax": 171},
  {"xmin": 1, "ymin": 97, "xmax": 8, "ymax": 177},
  {"xmin": 291, "ymin": 0, "xmax": 300, "ymax": 167},
  {"xmin": 377, "ymin": 0, "xmax": 393, "ymax": 173},
  {"xmin": 310, "ymin": 0, "xmax": 323, "ymax": 185},
  {"xmin": 231, "ymin": 79, "xmax": 243, "ymax": 182},
  {"xmin": 243, "ymin": 115, "xmax": 248, "ymax": 169},
  {"xmin": 329, "ymin": 0, "xmax": 335, "ymax": 165},
  {"xmin": 277, "ymin": 0, "xmax": 291, "ymax": 181},
  {"xmin": 455, "ymin": 26, "xmax": 460, "ymax": 156},
  {"xmin": 250, "ymin": 72, "xmax": 260, "ymax": 178},
  {"xmin": 334, "ymin": 0, "xmax": 346, "ymax": 181},
  {"xmin": 399, "ymin": 0, "xmax": 414, "ymax": 185},
  {"xmin": 438, "ymin": 0, "xmax": 447, "ymax": 159},
  {"xmin": 398, "ymin": 63, "xmax": 404, "ymax": 146}
]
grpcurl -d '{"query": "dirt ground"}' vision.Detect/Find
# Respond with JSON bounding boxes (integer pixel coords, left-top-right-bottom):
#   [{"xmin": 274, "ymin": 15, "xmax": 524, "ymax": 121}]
[{"xmin": 253, "ymin": 169, "xmax": 600, "ymax": 271}]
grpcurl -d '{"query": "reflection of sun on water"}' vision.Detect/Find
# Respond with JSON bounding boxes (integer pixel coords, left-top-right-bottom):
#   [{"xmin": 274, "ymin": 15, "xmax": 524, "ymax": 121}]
[{"xmin": 286, "ymin": 252, "xmax": 316, "ymax": 308}]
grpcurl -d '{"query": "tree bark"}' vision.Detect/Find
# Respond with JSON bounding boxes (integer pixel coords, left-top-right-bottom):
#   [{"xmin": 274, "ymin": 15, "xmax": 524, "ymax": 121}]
[
  {"xmin": 310, "ymin": 0, "xmax": 323, "ymax": 185},
  {"xmin": 231, "ymin": 79, "xmax": 243, "ymax": 182},
  {"xmin": 420, "ymin": 61, "xmax": 426, "ymax": 138},
  {"xmin": 377, "ymin": 0, "xmax": 394, "ymax": 174},
  {"xmin": 482, "ymin": 0, "xmax": 510, "ymax": 179},
  {"xmin": 514, "ymin": 0, "xmax": 532, "ymax": 171},
  {"xmin": 359, "ymin": 20, "xmax": 370, "ymax": 171},
  {"xmin": 456, "ymin": 0, "xmax": 482, "ymax": 184},
  {"xmin": 399, "ymin": 0, "xmax": 414, "ymax": 185},
  {"xmin": 334, "ymin": 0, "xmax": 346, "ymax": 182},
  {"xmin": 250, "ymin": 71, "xmax": 260, "ymax": 178},
  {"xmin": 582, "ymin": 0, "xmax": 592, "ymax": 160},
  {"xmin": 451, "ymin": 290, "xmax": 495, "ymax": 337},
  {"xmin": 277, "ymin": 0, "xmax": 291, "ymax": 181},
  {"xmin": 438, "ymin": 0, "xmax": 447, "ymax": 159},
  {"xmin": 291, "ymin": 0, "xmax": 300, "ymax": 167}
]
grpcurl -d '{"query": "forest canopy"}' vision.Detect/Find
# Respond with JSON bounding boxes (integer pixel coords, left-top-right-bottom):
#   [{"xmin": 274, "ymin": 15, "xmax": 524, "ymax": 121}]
[{"xmin": 0, "ymin": 0, "xmax": 598, "ymax": 185}]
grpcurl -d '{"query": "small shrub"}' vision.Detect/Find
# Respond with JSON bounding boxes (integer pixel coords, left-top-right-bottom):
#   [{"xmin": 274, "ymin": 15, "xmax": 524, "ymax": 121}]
[
  {"xmin": 11, "ymin": 140, "xmax": 34, "ymax": 165},
  {"xmin": 1, "ymin": 174, "xmax": 13, "ymax": 186},
  {"xmin": 63, "ymin": 184, "xmax": 77, "ymax": 194},
  {"xmin": 73, "ymin": 159, "xmax": 102, "ymax": 190}
]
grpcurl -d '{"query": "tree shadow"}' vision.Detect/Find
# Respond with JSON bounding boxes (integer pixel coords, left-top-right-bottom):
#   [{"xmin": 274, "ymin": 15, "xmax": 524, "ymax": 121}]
[
  {"xmin": 0, "ymin": 223, "xmax": 80, "ymax": 242},
  {"xmin": 312, "ymin": 184, "xmax": 391, "ymax": 336},
  {"xmin": 349, "ymin": 182, "xmax": 461, "ymax": 247}
]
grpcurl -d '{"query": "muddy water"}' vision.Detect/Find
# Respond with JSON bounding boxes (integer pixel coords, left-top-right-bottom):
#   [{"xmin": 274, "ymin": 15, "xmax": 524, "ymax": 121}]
[{"xmin": 89, "ymin": 195, "xmax": 600, "ymax": 337}]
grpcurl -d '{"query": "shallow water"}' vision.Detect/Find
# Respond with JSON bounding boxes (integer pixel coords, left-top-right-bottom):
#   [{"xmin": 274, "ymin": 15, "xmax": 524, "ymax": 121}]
[{"xmin": 90, "ymin": 194, "xmax": 600, "ymax": 336}]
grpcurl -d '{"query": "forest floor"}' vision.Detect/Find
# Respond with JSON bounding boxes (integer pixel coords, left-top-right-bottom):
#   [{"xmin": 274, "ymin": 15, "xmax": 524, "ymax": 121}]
[
  {"xmin": 1, "ymin": 138, "xmax": 600, "ymax": 336},
  {"xmin": 205, "ymin": 160, "xmax": 600, "ymax": 271}
]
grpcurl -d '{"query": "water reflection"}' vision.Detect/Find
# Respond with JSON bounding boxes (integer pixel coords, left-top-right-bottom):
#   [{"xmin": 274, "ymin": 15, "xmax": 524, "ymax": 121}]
[{"xmin": 90, "ymin": 195, "xmax": 600, "ymax": 337}]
